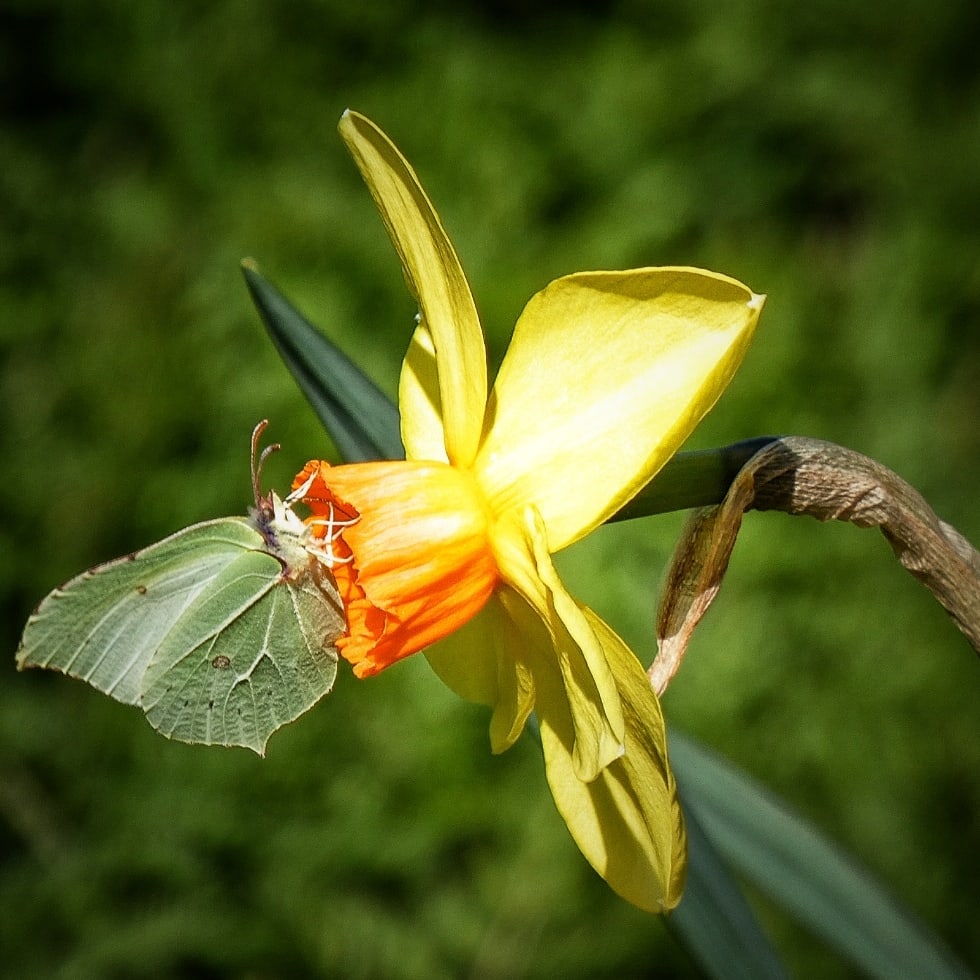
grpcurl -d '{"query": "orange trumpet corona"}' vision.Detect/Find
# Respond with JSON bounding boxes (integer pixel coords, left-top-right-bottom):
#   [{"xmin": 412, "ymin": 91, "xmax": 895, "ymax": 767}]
[{"xmin": 293, "ymin": 459, "xmax": 499, "ymax": 678}]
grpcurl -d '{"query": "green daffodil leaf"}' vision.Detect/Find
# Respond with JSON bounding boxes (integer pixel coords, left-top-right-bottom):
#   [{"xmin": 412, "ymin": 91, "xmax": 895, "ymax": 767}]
[
  {"xmin": 671, "ymin": 807, "xmax": 790, "ymax": 980},
  {"xmin": 671, "ymin": 732, "xmax": 974, "ymax": 980},
  {"xmin": 242, "ymin": 261, "xmax": 404, "ymax": 463}
]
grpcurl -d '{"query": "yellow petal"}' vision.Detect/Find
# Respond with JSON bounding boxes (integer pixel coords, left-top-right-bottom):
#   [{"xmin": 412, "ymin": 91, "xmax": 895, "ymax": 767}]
[
  {"xmin": 424, "ymin": 595, "xmax": 536, "ymax": 753},
  {"xmin": 339, "ymin": 110, "xmax": 487, "ymax": 467},
  {"xmin": 398, "ymin": 319, "xmax": 449, "ymax": 463},
  {"xmin": 475, "ymin": 268, "xmax": 764, "ymax": 551},
  {"xmin": 533, "ymin": 607, "xmax": 687, "ymax": 913},
  {"xmin": 491, "ymin": 506, "xmax": 625, "ymax": 781}
]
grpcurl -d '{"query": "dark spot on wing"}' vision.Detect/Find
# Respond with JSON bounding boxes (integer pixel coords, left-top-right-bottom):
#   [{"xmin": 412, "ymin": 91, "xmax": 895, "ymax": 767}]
[{"xmin": 211, "ymin": 655, "xmax": 232, "ymax": 669}]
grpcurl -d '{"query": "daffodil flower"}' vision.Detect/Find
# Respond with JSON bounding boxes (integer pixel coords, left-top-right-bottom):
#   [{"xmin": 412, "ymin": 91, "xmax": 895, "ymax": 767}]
[{"xmin": 294, "ymin": 110, "xmax": 764, "ymax": 912}]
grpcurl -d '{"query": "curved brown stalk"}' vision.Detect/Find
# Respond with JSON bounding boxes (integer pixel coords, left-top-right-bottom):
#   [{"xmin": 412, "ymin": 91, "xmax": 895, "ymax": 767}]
[{"xmin": 652, "ymin": 437, "xmax": 980, "ymax": 694}]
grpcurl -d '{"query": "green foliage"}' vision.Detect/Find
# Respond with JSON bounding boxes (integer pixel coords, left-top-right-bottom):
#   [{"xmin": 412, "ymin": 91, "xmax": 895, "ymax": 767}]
[
  {"xmin": 2, "ymin": 1, "xmax": 978, "ymax": 977},
  {"xmin": 242, "ymin": 263, "xmax": 404, "ymax": 462}
]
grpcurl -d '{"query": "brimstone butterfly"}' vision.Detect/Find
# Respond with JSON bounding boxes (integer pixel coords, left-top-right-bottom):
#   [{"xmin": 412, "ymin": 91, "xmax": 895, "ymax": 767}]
[{"xmin": 16, "ymin": 421, "xmax": 345, "ymax": 754}]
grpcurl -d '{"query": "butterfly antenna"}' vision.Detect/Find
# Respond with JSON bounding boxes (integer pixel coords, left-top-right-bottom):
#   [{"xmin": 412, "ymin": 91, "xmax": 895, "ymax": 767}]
[{"xmin": 250, "ymin": 419, "xmax": 280, "ymax": 508}]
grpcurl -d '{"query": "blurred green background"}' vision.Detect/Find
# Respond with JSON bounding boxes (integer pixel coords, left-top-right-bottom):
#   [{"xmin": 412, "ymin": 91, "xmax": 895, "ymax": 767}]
[{"xmin": 2, "ymin": 1, "xmax": 978, "ymax": 976}]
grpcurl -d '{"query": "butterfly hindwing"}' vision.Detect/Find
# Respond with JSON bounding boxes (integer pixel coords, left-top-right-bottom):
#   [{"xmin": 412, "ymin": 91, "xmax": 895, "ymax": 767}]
[{"xmin": 141, "ymin": 543, "xmax": 343, "ymax": 753}]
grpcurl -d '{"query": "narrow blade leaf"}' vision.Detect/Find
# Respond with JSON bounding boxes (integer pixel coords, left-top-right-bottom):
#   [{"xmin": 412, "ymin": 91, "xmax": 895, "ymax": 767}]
[
  {"xmin": 242, "ymin": 261, "xmax": 404, "ymax": 462},
  {"xmin": 670, "ymin": 731, "xmax": 974, "ymax": 980},
  {"xmin": 670, "ymin": 802, "xmax": 790, "ymax": 980}
]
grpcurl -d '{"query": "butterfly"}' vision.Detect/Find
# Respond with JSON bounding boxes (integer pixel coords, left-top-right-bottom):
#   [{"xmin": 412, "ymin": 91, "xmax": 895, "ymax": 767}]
[{"xmin": 16, "ymin": 421, "xmax": 347, "ymax": 755}]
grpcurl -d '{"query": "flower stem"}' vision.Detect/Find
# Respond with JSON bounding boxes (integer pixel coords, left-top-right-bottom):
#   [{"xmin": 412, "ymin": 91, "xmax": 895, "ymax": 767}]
[{"xmin": 610, "ymin": 437, "xmax": 779, "ymax": 520}]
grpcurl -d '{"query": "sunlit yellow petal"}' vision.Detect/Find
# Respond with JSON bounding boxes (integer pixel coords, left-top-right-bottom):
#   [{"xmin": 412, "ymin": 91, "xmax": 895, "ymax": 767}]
[
  {"xmin": 398, "ymin": 319, "xmax": 449, "ymax": 462},
  {"xmin": 533, "ymin": 607, "xmax": 687, "ymax": 913},
  {"xmin": 424, "ymin": 595, "xmax": 536, "ymax": 754},
  {"xmin": 491, "ymin": 506, "xmax": 625, "ymax": 781},
  {"xmin": 339, "ymin": 110, "xmax": 487, "ymax": 466},
  {"xmin": 475, "ymin": 268, "xmax": 764, "ymax": 551}
]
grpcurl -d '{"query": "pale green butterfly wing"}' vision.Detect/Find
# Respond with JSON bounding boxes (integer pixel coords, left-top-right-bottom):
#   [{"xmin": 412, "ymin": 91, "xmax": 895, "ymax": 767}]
[
  {"xmin": 140, "ymin": 533, "xmax": 342, "ymax": 752},
  {"xmin": 17, "ymin": 500, "xmax": 344, "ymax": 755},
  {"xmin": 17, "ymin": 518, "xmax": 267, "ymax": 706}
]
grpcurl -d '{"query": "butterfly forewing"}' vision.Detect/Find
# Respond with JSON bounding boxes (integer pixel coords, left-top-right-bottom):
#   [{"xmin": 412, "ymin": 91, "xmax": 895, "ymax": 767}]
[{"xmin": 16, "ymin": 519, "xmax": 262, "ymax": 705}]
